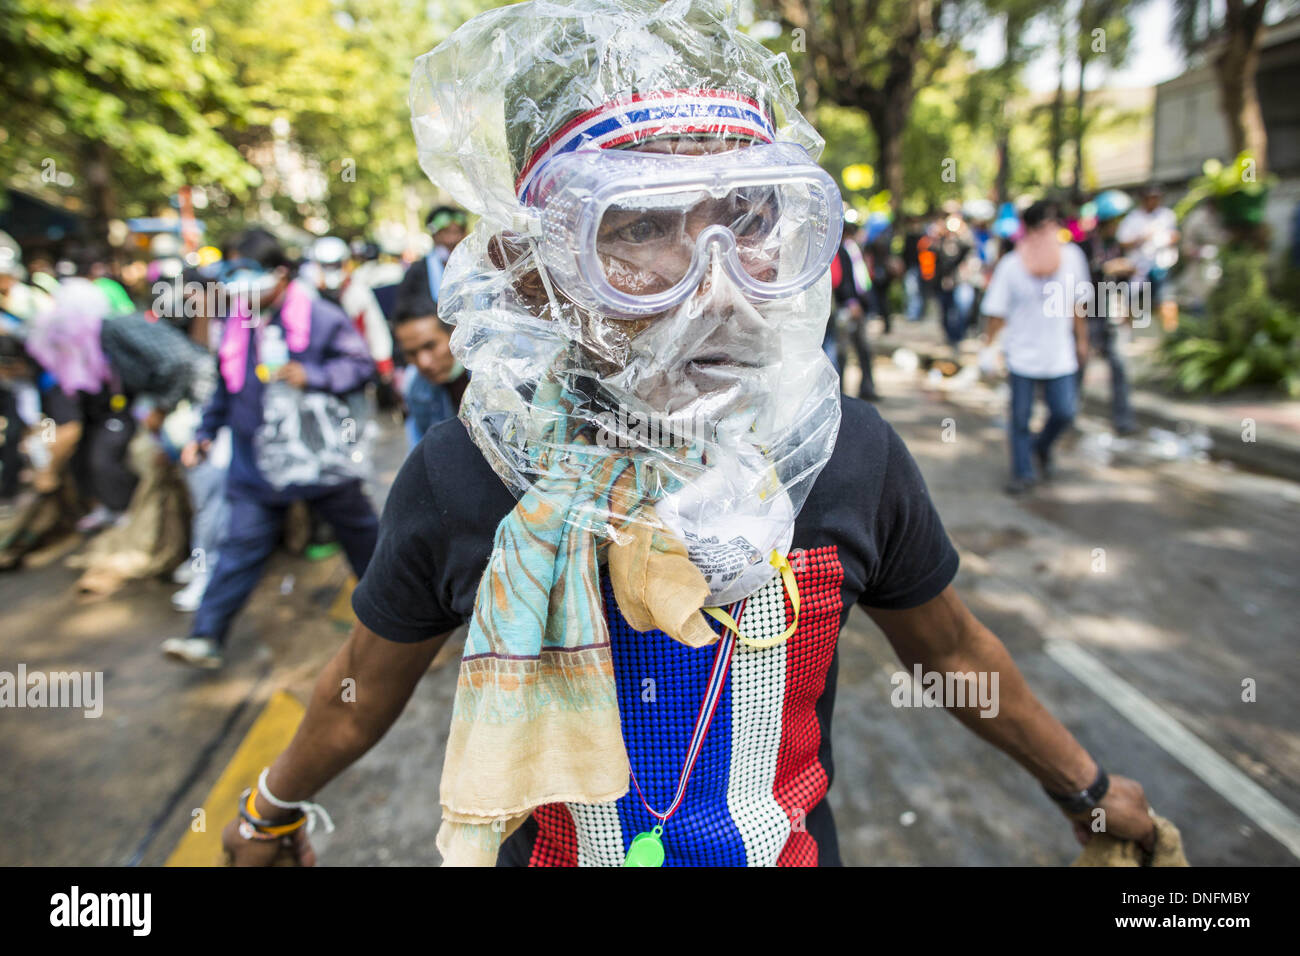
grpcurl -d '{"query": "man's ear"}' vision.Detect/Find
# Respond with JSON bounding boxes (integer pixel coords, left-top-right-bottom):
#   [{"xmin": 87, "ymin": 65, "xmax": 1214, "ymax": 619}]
[{"xmin": 488, "ymin": 232, "xmax": 548, "ymax": 306}]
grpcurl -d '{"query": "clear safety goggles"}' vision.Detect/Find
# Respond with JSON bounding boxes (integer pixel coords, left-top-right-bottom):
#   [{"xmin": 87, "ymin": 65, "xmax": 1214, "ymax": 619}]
[{"xmin": 522, "ymin": 142, "xmax": 843, "ymax": 318}]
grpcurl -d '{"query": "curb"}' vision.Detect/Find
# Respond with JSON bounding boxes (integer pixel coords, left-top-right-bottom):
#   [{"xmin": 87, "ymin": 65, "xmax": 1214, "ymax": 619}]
[{"xmin": 875, "ymin": 334, "xmax": 1300, "ymax": 483}]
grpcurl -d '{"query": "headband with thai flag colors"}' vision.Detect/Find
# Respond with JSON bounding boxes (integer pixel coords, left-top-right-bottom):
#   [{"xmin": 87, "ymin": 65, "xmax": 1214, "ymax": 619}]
[{"xmin": 515, "ymin": 88, "xmax": 776, "ymax": 203}]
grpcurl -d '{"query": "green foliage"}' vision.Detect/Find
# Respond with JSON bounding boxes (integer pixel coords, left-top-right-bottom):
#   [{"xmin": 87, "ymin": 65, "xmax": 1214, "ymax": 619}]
[
  {"xmin": 1174, "ymin": 152, "xmax": 1273, "ymax": 222},
  {"xmin": 1158, "ymin": 247, "xmax": 1300, "ymax": 397},
  {"xmin": 0, "ymin": 0, "xmax": 260, "ymax": 215},
  {"xmin": 0, "ymin": 0, "xmax": 497, "ymax": 241}
]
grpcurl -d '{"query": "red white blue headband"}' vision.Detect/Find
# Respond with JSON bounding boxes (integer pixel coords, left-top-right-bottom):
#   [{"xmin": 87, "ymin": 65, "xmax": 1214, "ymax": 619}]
[{"xmin": 515, "ymin": 88, "xmax": 776, "ymax": 203}]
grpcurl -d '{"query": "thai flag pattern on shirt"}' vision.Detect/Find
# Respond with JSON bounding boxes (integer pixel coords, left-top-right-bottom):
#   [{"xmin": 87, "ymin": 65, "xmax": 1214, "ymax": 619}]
[{"xmin": 526, "ymin": 545, "xmax": 844, "ymax": 867}]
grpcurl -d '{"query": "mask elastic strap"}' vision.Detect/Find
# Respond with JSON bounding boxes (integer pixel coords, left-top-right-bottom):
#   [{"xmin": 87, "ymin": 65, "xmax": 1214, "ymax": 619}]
[{"xmin": 702, "ymin": 550, "xmax": 800, "ymax": 648}]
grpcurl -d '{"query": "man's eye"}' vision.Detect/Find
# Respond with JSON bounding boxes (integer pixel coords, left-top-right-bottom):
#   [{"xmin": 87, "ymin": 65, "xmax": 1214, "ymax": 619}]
[{"xmin": 614, "ymin": 217, "xmax": 667, "ymax": 244}]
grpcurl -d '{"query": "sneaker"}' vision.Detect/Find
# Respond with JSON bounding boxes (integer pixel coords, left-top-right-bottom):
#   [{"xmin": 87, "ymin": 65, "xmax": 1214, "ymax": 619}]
[
  {"xmin": 161, "ymin": 636, "xmax": 223, "ymax": 669},
  {"xmin": 76, "ymin": 505, "xmax": 122, "ymax": 534},
  {"xmin": 172, "ymin": 562, "xmax": 196, "ymax": 585},
  {"xmin": 171, "ymin": 573, "xmax": 209, "ymax": 612},
  {"xmin": 1034, "ymin": 446, "xmax": 1057, "ymax": 481},
  {"xmin": 1004, "ymin": 478, "xmax": 1035, "ymax": 496}
]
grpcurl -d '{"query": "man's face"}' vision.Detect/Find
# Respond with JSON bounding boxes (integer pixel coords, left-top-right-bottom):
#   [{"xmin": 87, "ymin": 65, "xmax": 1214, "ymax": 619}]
[
  {"xmin": 395, "ymin": 317, "xmax": 456, "ymax": 384},
  {"xmin": 582, "ymin": 137, "xmax": 785, "ymax": 417},
  {"xmin": 434, "ymin": 224, "xmax": 466, "ymax": 251},
  {"xmin": 1142, "ymin": 193, "xmax": 1162, "ymax": 212}
]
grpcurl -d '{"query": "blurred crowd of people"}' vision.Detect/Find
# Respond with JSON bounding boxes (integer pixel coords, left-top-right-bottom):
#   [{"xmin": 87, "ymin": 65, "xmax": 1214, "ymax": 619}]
[
  {"xmin": 824, "ymin": 185, "xmax": 1182, "ymax": 493},
  {"xmin": 0, "ymin": 207, "xmax": 471, "ymax": 669},
  {"xmin": 0, "ymin": 182, "xmax": 1186, "ymax": 656}
]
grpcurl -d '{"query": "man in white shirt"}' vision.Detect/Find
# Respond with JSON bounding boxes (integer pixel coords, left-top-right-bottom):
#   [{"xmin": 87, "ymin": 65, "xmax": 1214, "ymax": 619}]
[
  {"xmin": 981, "ymin": 201, "xmax": 1090, "ymax": 495},
  {"xmin": 1117, "ymin": 185, "xmax": 1179, "ymax": 318}
]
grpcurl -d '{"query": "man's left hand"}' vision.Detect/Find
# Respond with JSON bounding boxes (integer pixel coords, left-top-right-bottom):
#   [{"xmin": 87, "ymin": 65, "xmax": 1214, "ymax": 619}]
[
  {"xmin": 277, "ymin": 362, "xmax": 309, "ymax": 388},
  {"xmin": 1066, "ymin": 774, "xmax": 1156, "ymax": 850}
]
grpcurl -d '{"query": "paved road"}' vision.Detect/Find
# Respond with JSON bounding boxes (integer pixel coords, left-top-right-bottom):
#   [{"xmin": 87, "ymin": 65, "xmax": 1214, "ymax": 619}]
[{"xmin": 2, "ymin": 364, "xmax": 1296, "ymax": 866}]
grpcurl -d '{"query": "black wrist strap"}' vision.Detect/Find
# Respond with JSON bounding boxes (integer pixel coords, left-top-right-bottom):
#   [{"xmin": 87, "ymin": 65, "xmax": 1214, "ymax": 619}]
[{"xmin": 1044, "ymin": 764, "xmax": 1109, "ymax": 814}]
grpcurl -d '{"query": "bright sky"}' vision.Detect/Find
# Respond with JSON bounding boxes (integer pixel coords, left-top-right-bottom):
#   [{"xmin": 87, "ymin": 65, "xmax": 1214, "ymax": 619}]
[{"xmin": 972, "ymin": 0, "xmax": 1185, "ymax": 93}]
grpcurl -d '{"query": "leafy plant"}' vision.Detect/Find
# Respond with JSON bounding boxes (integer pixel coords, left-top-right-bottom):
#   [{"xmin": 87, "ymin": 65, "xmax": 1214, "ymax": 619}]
[
  {"xmin": 1174, "ymin": 151, "xmax": 1273, "ymax": 225},
  {"xmin": 1158, "ymin": 247, "xmax": 1300, "ymax": 397}
]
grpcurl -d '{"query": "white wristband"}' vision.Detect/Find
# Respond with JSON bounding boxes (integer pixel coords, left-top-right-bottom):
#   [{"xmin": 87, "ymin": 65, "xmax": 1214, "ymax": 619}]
[{"xmin": 257, "ymin": 767, "xmax": 336, "ymax": 835}]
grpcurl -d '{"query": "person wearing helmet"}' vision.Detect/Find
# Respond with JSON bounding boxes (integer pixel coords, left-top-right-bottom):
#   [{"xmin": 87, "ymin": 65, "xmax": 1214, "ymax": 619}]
[
  {"xmin": 224, "ymin": 0, "xmax": 1154, "ymax": 868},
  {"xmin": 307, "ymin": 236, "xmax": 395, "ymax": 382},
  {"xmin": 394, "ymin": 205, "xmax": 469, "ymax": 316},
  {"xmin": 1078, "ymin": 191, "xmax": 1138, "ymax": 436}
]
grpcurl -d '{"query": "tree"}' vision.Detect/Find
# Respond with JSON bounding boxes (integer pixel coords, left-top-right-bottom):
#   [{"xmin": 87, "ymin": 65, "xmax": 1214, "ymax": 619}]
[
  {"xmin": 761, "ymin": 0, "xmax": 981, "ymax": 216},
  {"xmin": 0, "ymin": 0, "xmax": 498, "ymax": 248},
  {"xmin": 0, "ymin": 0, "xmax": 260, "ymax": 244},
  {"xmin": 1172, "ymin": 0, "xmax": 1273, "ymax": 174},
  {"xmin": 1072, "ymin": 0, "xmax": 1141, "ymax": 195}
]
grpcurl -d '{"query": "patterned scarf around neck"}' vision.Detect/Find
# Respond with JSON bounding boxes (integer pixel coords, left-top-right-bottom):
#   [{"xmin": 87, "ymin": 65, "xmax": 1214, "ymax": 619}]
[{"xmin": 437, "ymin": 381, "xmax": 718, "ymax": 865}]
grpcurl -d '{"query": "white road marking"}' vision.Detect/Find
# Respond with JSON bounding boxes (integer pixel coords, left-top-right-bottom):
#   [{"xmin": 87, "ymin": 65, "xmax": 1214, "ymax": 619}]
[{"xmin": 1044, "ymin": 637, "xmax": 1300, "ymax": 860}]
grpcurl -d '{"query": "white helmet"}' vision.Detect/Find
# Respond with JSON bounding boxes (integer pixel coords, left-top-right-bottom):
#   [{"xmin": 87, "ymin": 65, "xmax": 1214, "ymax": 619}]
[{"xmin": 310, "ymin": 236, "xmax": 350, "ymax": 266}]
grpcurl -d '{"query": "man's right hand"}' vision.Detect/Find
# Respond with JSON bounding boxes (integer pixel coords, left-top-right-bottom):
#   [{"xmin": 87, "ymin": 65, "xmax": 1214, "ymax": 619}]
[
  {"xmin": 181, "ymin": 438, "xmax": 211, "ymax": 469},
  {"xmin": 221, "ymin": 818, "xmax": 317, "ymax": 867}
]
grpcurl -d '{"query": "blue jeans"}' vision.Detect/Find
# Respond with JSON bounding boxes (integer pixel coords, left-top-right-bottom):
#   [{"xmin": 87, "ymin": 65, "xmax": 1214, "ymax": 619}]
[
  {"xmin": 938, "ymin": 288, "xmax": 967, "ymax": 348},
  {"xmin": 192, "ymin": 479, "xmax": 378, "ymax": 644},
  {"xmin": 1008, "ymin": 373, "xmax": 1077, "ymax": 481},
  {"xmin": 1077, "ymin": 318, "xmax": 1135, "ymax": 432},
  {"xmin": 904, "ymin": 267, "xmax": 925, "ymax": 321},
  {"xmin": 185, "ymin": 454, "xmax": 230, "ymax": 574}
]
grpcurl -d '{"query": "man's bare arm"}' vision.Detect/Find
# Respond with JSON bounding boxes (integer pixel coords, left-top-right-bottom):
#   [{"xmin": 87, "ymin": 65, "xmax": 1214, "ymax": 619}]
[
  {"xmin": 866, "ymin": 586, "xmax": 1155, "ymax": 845},
  {"xmin": 982, "ymin": 314, "xmax": 1004, "ymax": 345},
  {"xmin": 252, "ymin": 622, "xmax": 450, "ymax": 816}
]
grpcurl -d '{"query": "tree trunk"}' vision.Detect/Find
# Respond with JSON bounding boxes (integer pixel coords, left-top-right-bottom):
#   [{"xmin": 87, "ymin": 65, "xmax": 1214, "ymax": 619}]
[
  {"xmin": 80, "ymin": 141, "xmax": 116, "ymax": 252},
  {"xmin": 1072, "ymin": 53, "xmax": 1089, "ymax": 198},
  {"xmin": 1051, "ymin": 81, "xmax": 1064, "ymax": 189},
  {"xmin": 995, "ymin": 125, "xmax": 1010, "ymax": 205},
  {"xmin": 1216, "ymin": 28, "xmax": 1268, "ymax": 174},
  {"xmin": 1051, "ymin": 24, "xmax": 1068, "ymax": 190},
  {"xmin": 867, "ymin": 91, "xmax": 911, "ymax": 218}
]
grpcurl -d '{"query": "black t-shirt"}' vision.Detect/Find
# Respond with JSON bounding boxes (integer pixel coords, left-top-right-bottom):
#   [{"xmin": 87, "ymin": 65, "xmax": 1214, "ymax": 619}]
[{"xmin": 353, "ymin": 396, "xmax": 959, "ymax": 866}]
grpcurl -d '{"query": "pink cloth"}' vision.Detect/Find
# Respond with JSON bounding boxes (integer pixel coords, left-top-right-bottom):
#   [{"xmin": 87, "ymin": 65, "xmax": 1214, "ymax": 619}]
[
  {"xmin": 25, "ymin": 279, "xmax": 112, "ymax": 396},
  {"xmin": 218, "ymin": 279, "xmax": 313, "ymax": 392},
  {"xmin": 1017, "ymin": 226, "xmax": 1063, "ymax": 278}
]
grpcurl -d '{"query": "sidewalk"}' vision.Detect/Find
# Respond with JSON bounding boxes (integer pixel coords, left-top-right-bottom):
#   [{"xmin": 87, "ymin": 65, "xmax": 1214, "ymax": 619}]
[{"xmin": 872, "ymin": 317, "xmax": 1300, "ymax": 483}]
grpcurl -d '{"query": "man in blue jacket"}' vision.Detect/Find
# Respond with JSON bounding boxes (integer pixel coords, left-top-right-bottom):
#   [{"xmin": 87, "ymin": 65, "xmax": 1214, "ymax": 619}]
[{"xmin": 162, "ymin": 229, "xmax": 380, "ymax": 669}]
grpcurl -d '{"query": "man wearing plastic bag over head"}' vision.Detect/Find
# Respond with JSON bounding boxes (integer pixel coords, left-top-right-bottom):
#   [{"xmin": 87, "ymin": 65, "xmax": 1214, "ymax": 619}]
[{"xmin": 224, "ymin": 0, "xmax": 1157, "ymax": 868}]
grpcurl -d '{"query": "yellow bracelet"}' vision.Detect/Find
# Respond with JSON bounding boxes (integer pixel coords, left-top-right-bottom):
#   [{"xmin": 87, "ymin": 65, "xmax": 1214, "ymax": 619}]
[{"xmin": 243, "ymin": 788, "xmax": 307, "ymax": 836}]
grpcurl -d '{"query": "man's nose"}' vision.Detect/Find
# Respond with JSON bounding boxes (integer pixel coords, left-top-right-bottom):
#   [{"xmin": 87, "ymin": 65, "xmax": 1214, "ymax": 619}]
[{"xmin": 691, "ymin": 251, "xmax": 775, "ymax": 340}]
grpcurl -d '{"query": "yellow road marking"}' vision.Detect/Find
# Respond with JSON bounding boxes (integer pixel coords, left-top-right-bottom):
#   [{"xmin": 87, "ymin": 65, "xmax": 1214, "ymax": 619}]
[{"xmin": 165, "ymin": 689, "xmax": 305, "ymax": 867}]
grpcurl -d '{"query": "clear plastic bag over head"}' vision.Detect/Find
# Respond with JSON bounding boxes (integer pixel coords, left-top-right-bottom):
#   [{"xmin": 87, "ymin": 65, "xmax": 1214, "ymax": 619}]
[{"xmin": 411, "ymin": 0, "xmax": 843, "ymax": 605}]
